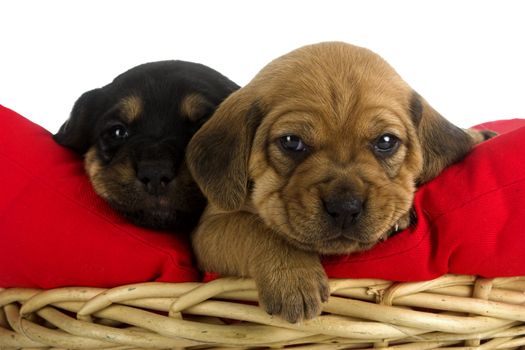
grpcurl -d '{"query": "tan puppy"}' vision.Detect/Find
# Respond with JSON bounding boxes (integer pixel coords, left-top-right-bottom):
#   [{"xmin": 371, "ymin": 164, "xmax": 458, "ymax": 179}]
[{"xmin": 187, "ymin": 42, "xmax": 494, "ymax": 323}]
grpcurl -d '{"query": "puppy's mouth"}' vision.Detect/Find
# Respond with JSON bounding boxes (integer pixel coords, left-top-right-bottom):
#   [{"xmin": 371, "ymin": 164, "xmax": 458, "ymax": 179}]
[
  {"xmin": 142, "ymin": 194, "xmax": 171, "ymax": 210},
  {"xmin": 278, "ymin": 201, "xmax": 406, "ymax": 254}
]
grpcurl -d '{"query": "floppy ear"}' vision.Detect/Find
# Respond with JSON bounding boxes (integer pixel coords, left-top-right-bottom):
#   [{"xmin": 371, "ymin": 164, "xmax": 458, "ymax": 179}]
[
  {"xmin": 53, "ymin": 88, "xmax": 106, "ymax": 154},
  {"xmin": 409, "ymin": 92, "xmax": 477, "ymax": 184},
  {"xmin": 186, "ymin": 88, "xmax": 264, "ymax": 211}
]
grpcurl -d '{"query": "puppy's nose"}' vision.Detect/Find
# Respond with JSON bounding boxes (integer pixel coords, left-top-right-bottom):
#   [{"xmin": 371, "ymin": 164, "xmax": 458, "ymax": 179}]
[
  {"xmin": 137, "ymin": 161, "xmax": 175, "ymax": 195},
  {"xmin": 323, "ymin": 195, "xmax": 363, "ymax": 230}
]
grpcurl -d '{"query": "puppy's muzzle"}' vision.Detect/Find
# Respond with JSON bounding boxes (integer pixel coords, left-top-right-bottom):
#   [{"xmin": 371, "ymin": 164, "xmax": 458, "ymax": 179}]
[
  {"xmin": 136, "ymin": 160, "xmax": 175, "ymax": 196},
  {"xmin": 322, "ymin": 193, "xmax": 363, "ymax": 230}
]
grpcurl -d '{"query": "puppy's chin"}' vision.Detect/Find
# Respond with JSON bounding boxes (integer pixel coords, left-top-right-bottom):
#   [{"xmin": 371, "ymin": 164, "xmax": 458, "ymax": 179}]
[
  {"xmin": 113, "ymin": 201, "xmax": 204, "ymax": 231},
  {"xmin": 101, "ymin": 185, "xmax": 206, "ymax": 231},
  {"xmin": 280, "ymin": 219, "xmax": 396, "ymax": 255}
]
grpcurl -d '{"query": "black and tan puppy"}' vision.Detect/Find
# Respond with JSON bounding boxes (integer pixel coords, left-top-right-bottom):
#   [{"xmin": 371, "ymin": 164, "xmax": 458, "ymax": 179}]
[
  {"xmin": 54, "ymin": 61, "xmax": 239, "ymax": 230},
  {"xmin": 187, "ymin": 42, "xmax": 495, "ymax": 322}
]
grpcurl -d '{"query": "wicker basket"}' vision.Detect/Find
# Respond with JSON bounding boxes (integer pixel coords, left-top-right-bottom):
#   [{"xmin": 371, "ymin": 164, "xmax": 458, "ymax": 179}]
[{"xmin": 1, "ymin": 274, "xmax": 525, "ymax": 349}]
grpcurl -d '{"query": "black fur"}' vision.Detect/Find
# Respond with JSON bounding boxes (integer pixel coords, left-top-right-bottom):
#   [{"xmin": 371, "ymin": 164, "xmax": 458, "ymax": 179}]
[{"xmin": 54, "ymin": 61, "xmax": 239, "ymax": 230}]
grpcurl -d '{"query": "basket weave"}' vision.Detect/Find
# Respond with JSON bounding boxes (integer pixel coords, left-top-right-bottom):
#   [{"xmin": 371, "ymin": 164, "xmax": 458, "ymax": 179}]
[{"xmin": 1, "ymin": 274, "xmax": 525, "ymax": 349}]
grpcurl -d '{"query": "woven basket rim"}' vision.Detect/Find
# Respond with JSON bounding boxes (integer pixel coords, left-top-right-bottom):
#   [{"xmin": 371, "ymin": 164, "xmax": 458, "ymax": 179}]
[{"xmin": 1, "ymin": 274, "xmax": 525, "ymax": 349}]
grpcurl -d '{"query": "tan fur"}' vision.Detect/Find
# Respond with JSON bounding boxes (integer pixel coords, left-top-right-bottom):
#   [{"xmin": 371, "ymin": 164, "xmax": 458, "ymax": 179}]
[
  {"xmin": 187, "ymin": 42, "xmax": 494, "ymax": 323},
  {"xmin": 180, "ymin": 93, "xmax": 209, "ymax": 121},
  {"xmin": 85, "ymin": 146, "xmax": 136, "ymax": 203},
  {"xmin": 119, "ymin": 95, "xmax": 143, "ymax": 122},
  {"xmin": 84, "ymin": 147, "xmax": 107, "ymax": 199}
]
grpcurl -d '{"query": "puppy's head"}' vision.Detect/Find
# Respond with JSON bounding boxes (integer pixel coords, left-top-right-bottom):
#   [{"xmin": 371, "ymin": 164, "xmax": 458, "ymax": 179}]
[
  {"xmin": 188, "ymin": 42, "xmax": 490, "ymax": 253},
  {"xmin": 54, "ymin": 61, "xmax": 239, "ymax": 230}
]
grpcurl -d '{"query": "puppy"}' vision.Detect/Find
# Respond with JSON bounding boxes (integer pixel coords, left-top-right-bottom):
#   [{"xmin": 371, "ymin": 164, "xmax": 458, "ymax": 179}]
[
  {"xmin": 54, "ymin": 61, "xmax": 239, "ymax": 230},
  {"xmin": 187, "ymin": 42, "xmax": 496, "ymax": 323}
]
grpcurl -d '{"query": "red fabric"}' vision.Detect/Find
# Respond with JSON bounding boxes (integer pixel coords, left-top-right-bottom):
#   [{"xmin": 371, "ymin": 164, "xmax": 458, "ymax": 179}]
[
  {"xmin": 323, "ymin": 119, "xmax": 525, "ymax": 281},
  {"xmin": 1, "ymin": 104, "xmax": 524, "ymax": 288},
  {"xmin": 0, "ymin": 105, "xmax": 199, "ymax": 288}
]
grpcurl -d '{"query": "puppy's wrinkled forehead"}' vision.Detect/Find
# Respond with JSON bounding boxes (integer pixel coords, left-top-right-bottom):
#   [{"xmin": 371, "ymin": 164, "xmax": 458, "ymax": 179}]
[{"xmin": 252, "ymin": 42, "xmax": 412, "ymax": 127}]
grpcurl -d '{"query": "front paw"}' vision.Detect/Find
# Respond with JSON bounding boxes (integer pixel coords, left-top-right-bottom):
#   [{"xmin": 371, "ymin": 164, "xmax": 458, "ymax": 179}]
[
  {"xmin": 393, "ymin": 211, "xmax": 413, "ymax": 233},
  {"xmin": 466, "ymin": 128, "xmax": 498, "ymax": 145},
  {"xmin": 256, "ymin": 266, "xmax": 330, "ymax": 323}
]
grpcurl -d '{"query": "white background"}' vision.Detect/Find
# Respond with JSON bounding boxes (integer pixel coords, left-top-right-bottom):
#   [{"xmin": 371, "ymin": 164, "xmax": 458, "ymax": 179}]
[{"xmin": 1, "ymin": 0, "xmax": 524, "ymax": 133}]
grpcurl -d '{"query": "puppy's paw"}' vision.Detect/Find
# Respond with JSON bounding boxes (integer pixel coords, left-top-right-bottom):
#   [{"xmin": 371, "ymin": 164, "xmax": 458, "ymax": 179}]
[
  {"xmin": 393, "ymin": 209, "xmax": 415, "ymax": 233},
  {"xmin": 466, "ymin": 128, "xmax": 498, "ymax": 145},
  {"xmin": 256, "ymin": 266, "xmax": 330, "ymax": 323}
]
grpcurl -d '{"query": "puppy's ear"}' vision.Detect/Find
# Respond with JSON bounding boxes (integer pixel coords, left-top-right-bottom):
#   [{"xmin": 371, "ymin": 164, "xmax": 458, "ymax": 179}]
[
  {"xmin": 53, "ymin": 88, "xmax": 106, "ymax": 154},
  {"xmin": 187, "ymin": 89, "xmax": 264, "ymax": 211},
  {"xmin": 409, "ymin": 92, "xmax": 476, "ymax": 184}
]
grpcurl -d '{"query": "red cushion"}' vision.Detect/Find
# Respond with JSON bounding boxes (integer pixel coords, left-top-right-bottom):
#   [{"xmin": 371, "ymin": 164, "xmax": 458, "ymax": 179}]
[
  {"xmin": 0, "ymin": 105, "xmax": 199, "ymax": 288},
  {"xmin": 323, "ymin": 119, "xmax": 525, "ymax": 281},
  {"xmin": 2, "ymin": 104, "xmax": 524, "ymax": 288}
]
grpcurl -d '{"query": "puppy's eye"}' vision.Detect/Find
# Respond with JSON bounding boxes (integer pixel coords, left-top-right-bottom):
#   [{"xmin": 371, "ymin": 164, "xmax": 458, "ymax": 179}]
[
  {"xmin": 373, "ymin": 134, "xmax": 399, "ymax": 156},
  {"xmin": 108, "ymin": 125, "xmax": 129, "ymax": 139},
  {"xmin": 280, "ymin": 135, "xmax": 308, "ymax": 152}
]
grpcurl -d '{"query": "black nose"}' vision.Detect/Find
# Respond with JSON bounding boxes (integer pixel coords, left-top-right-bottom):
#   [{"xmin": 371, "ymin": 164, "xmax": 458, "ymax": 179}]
[
  {"xmin": 323, "ymin": 194, "xmax": 363, "ymax": 230},
  {"xmin": 136, "ymin": 161, "xmax": 175, "ymax": 195}
]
